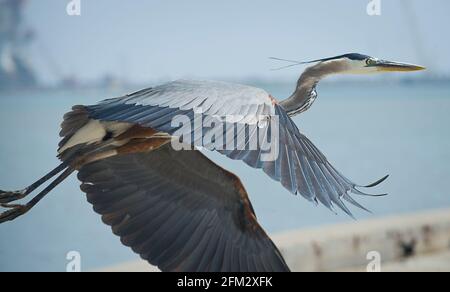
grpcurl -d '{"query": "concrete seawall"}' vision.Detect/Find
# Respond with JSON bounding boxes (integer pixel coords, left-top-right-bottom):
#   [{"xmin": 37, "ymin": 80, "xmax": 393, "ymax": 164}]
[
  {"xmin": 276, "ymin": 208, "xmax": 450, "ymax": 272},
  {"xmin": 100, "ymin": 208, "xmax": 450, "ymax": 272}
]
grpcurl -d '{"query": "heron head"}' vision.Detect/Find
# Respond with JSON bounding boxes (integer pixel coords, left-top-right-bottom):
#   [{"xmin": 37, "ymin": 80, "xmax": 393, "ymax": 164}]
[
  {"xmin": 332, "ymin": 53, "xmax": 426, "ymax": 75},
  {"xmin": 270, "ymin": 53, "xmax": 426, "ymax": 75}
]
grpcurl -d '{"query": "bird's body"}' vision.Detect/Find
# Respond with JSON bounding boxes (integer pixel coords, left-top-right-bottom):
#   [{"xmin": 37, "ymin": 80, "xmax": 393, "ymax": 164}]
[{"xmin": 0, "ymin": 54, "xmax": 425, "ymax": 272}]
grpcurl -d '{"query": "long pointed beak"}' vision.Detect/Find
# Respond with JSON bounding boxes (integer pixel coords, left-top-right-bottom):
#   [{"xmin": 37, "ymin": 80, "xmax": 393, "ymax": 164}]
[{"xmin": 372, "ymin": 60, "xmax": 426, "ymax": 72}]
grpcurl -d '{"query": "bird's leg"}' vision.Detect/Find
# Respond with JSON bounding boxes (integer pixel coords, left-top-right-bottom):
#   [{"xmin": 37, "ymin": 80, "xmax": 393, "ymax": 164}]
[
  {"xmin": 0, "ymin": 190, "xmax": 27, "ymax": 204},
  {"xmin": 0, "ymin": 137, "xmax": 171, "ymax": 223},
  {"xmin": 0, "ymin": 162, "xmax": 68, "ymax": 204},
  {"xmin": 0, "ymin": 204, "xmax": 31, "ymax": 223},
  {"xmin": 0, "ymin": 167, "xmax": 74, "ymax": 224}
]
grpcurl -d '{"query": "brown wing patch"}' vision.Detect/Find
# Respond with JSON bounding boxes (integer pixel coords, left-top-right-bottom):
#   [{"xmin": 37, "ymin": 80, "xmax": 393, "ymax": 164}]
[
  {"xmin": 226, "ymin": 173, "xmax": 260, "ymax": 233},
  {"xmin": 116, "ymin": 138, "xmax": 171, "ymax": 155},
  {"xmin": 115, "ymin": 124, "xmax": 159, "ymax": 141}
]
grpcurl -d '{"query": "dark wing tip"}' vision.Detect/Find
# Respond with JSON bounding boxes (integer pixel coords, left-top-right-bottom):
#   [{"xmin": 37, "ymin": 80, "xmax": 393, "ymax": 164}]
[{"xmin": 363, "ymin": 175, "xmax": 389, "ymax": 188}]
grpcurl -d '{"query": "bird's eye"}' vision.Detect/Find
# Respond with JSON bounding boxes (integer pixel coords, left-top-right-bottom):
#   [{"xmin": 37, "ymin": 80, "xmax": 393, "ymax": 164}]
[{"xmin": 366, "ymin": 58, "xmax": 376, "ymax": 66}]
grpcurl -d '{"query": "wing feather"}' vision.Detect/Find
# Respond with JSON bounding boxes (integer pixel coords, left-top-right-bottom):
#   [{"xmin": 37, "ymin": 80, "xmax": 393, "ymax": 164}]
[
  {"xmin": 78, "ymin": 144, "xmax": 290, "ymax": 272},
  {"xmin": 78, "ymin": 79, "xmax": 385, "ymax": 216}
]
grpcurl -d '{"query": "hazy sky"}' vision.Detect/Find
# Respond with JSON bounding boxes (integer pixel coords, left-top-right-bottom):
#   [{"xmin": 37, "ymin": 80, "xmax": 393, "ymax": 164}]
[{"xmin": 24, "ymin": 0, "xmax": 450, "ymax": 84}]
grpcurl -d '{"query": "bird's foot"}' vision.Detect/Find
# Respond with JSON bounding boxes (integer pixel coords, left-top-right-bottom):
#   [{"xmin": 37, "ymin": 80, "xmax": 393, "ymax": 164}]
[
  {"xmin": 0, "ymin": 189, "xmax": 27, "ymax": 204},
  {"xmin": 0, "ymin": 204, "xmax": 30, "ymax": 224}
]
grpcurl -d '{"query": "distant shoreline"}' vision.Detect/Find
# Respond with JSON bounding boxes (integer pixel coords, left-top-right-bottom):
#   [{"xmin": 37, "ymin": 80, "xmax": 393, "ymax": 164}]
[{"xmin": 1, "ymin": 77, "xmax": 449, "ymax": 96}]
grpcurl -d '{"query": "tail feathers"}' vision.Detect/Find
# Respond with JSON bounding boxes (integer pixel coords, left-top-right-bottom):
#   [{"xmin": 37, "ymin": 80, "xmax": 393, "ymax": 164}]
[
  {"xmin": 59, "ymin": 105, "xmax": 90, "ymax": 150},
  {"xmin": 58, "ymin": 105, "xmax": 102, "ymax": 162}
]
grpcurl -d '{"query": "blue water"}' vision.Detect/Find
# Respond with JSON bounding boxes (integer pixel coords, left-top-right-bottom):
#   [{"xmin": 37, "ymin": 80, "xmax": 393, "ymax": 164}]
[{"xmin": 0, "ymin": 82, "xmax": 449, "ymax": 271}]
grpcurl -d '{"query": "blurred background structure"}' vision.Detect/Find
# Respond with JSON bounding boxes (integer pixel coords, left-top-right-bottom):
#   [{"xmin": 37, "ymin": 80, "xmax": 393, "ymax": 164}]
[
  {"xmin": 1, "ymin": 0, "xmax": 450, "ymax": 90},
  {"xmin": 0, "ymin": 0, "xmax": 449, "ymax": 271},
  {"xmin": 0, "ymin": 0, "xmax": 37, "ymax": 90}
]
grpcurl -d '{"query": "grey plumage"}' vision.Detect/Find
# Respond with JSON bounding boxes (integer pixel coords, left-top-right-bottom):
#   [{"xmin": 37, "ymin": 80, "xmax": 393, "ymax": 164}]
[
  {"xmin": 3, "ymin": 53, "xmax": 421, "ymax": 272},
  {"xmin": 85, "ymin": 79, "xmax": 382, "ymax": 217}
]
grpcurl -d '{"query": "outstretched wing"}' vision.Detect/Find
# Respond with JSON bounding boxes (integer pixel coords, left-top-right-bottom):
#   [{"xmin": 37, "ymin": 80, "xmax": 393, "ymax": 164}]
[
  {"xmin": 231, "ymin": 106, "xmax": 387, "ymax": 216},
  {"xmin": 96, "ymin": 79, "xmax": 275, "ymax": 124},
  {"xmin": 78, "ymin": 144, "xmax": 290, "ymax": 272},
  {"xmin": 85, "ymin": 79, "xmax": 385, "ymax": 216}
]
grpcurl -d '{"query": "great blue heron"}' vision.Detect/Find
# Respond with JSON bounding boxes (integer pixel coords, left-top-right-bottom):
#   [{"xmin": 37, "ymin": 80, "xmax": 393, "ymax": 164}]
[{"xmin": 0, "ymin": 53, "xmax": 424, "ymax": 272}]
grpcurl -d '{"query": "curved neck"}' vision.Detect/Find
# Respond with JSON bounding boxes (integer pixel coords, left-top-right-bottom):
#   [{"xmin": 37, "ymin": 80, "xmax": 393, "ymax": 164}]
[{"xmin": 279, "ymin": 60, "xmax": 347, "ymax": 117}]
